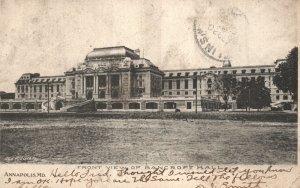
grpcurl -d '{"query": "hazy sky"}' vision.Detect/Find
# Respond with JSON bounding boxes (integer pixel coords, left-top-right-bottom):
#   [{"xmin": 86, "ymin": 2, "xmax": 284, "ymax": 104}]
[{"xmin": 0, "ymin": 0, "xmax": 298, "ymax": 92}]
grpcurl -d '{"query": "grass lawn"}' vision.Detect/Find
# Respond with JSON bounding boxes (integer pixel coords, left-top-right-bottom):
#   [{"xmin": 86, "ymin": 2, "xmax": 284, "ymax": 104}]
[{"xmin": 0, "ymin": 117, "xmax": 297, "ymax": 164}]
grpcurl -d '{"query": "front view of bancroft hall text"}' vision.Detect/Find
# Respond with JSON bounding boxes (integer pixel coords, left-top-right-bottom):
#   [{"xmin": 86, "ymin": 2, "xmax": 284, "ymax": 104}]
[{"xmin": 0, "ymin": 0, "xmax": 298, "ymax": 188}]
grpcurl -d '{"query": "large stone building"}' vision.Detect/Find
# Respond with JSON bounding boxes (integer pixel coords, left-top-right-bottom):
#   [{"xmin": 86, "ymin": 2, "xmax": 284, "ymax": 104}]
[
  {"xmin": 0, "ymin": 46, "xmax": 292, "ymax": 112},
  {"xmin": 162, "ymin": 60, "xmax": 293, "ymax": 107}
]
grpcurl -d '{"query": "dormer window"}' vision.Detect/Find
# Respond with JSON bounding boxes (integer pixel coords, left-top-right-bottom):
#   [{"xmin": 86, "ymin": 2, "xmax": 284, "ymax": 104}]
[{"xmin": 185, "ymin": 72, "xmax": 190, "ymax": 76}]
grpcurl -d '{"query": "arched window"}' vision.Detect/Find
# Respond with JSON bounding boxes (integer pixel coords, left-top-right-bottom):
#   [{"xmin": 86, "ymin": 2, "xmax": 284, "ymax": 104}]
[
  {"xmin": 1, "ymin": 103, "xmax": 9, "ymax": 109},
  {"xmin": 112, "ymin": 103, "xmax": 123, "ymax": 109},
  {"xmin": 99, "ymin": 90, "xmax": 105, "ymax": 98},
  {"xmin": 146, "ymin": 102, "xmax": 158, "ymax": 109},
  {"xmin": 207, "ymin": 78, "xmax": 212, "ymax": 88},
  {"xmin": 26, "ymin": 103, "xmax": 35, "ymax": 109},
  {"xmin": 164, "ymin": 102, "xmax": 177, "ymax": 109},
  {"xmin": 129, "ymin": 103, "xmax": 140, "ymax": 109},
  {"xmin": 13, "ymin": 103, "xmax": 21, "ymax": 109}
]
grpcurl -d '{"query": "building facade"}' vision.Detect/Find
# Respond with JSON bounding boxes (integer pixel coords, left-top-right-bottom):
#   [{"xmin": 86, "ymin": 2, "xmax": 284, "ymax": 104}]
[
  {"xmin": 0, "ymin": 46, "xmax": 292, "ymax": 112},
  {"xmin": 162, "ymin": 62, "xmax": 293, "ymax": 106}
]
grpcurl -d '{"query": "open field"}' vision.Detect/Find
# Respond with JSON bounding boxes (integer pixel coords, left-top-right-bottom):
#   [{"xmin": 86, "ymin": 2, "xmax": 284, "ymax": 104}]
[{"xmin": 0, "ymin": 117, "xmax": 297, "ymax": 164}]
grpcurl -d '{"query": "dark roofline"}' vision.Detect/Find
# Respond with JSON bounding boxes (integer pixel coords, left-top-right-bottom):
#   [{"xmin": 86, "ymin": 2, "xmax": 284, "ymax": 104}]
[
  {"xmin": 32, "ymin": 75, "xmax": 65, "ymax": 78},
  {"xmin": 93, "ymin": 46, "xmax": 136, "ymax": 53},
  {"xmin": 162, "ymin": 64, "xmax": 275, "ymax": 72}
]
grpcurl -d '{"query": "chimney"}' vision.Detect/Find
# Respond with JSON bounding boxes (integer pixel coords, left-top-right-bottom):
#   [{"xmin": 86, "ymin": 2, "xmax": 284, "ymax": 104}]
[{"xmin": 134, "ymin": 49, "xmax": 140, "ymax": 57}]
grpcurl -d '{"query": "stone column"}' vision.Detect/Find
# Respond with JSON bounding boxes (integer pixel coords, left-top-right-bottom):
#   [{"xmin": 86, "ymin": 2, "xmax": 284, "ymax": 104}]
[
  {"xmin": 95, "ymin": 75, "xmax": 99, "ymax": 96},
  {"xmin": 82, "ymin": 76, "xmax": 86, "ymax": 99},
  {"xmin": 106, "ymin": 74, "xmax": 111, "ymax": 99},
  {"xmin": 158, "ymin": 100, "xmax": 164, "ymax": 111},
  {"xmin": 128, "ymin": 72, "xmax": 131, "ymax": 98},
  {"xmin": 28, "ymin": 84, "xmax": 31, "ymax": 99},
  {"xmin": 123, "ymin": 102, "xmax": 129, "ymax": 110},
  {"xmin": 93, "ymin": 75, "xmax": 98, "ymax": 99},
  {"xmin": 141, "ymin": 101, "xmax": 146, "ymax": 110},
  {"xmin": 9, "ymin": 102, "xmax": 13, "ymax": 110},
  {"xmin": 80, "ymin": 74, "xmax": 83, "ymax": 98}
]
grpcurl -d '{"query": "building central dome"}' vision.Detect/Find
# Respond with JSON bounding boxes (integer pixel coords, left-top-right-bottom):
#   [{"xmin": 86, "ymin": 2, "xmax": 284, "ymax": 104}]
[{"xmin": 85, "ymin": 46, "xmax": 140, "ymax": 60}]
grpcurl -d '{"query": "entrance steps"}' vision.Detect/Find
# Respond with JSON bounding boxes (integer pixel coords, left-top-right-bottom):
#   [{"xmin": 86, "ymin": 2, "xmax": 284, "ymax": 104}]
[{"xmin": 60, "ymin": 99, "xmax": 96, "ymax": 112}]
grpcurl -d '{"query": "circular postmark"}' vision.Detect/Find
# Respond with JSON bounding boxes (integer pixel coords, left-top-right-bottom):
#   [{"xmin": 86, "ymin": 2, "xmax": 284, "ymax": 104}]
[{"xmin": 194, "ymin": 6, "xmax": 247, "ymax": 63}]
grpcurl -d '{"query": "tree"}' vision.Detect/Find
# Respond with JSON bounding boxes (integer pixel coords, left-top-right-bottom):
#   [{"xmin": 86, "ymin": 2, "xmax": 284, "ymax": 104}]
[
  {"xmin": 214, "ymin": 74, "xmax": 238, "ymax": 111},
  {"xmin": 236, "ymin": 77, "xmax": 271, "ymax": 111},
  {"xmin": 273, "ymin": 47, "xmax": 298, "ymax": 101}
]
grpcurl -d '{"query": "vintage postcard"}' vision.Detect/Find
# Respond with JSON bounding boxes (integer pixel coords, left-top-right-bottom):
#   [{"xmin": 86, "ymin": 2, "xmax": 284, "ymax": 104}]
[{"xmin": 0, "ymin": 0, "xmax": 299, "ymax": 187}]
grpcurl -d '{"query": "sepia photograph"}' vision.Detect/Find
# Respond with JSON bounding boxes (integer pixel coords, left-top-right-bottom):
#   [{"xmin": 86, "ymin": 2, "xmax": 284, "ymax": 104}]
[{"xmin": 0, "ymin": 0, "xmax": 298, "ymax": 175}]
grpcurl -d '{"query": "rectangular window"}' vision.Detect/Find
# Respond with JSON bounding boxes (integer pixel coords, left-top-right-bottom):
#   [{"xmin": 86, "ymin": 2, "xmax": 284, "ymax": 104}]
[
  {"xmin": 25, "ymin": 86, "xmax": 28, "ymax": 92},
  {"xmin": 185, "ymin": 80, "xmax": 188, "ymax": 89},
  {"xmin": 242, "ymin": 70, "xmax": 246, "ymax": 74},
  {"xmin": 51, "ymin": 85, "xmax": 53, "ymax": 92},
  {"xmin": 168, "ymin": 80, "xmax": 172, "ymax": 89},
  {"xmin": 193, "ymin": 79, "xmax": 197, "ymax": 89},
  {"xmin": 21, "ymin": 86, "xmax": 24, "ymax": 93},
  {"xmin": 251, "ymin": 69, "xmax": 256, "ymax": 73},
  {"xmin": 283, "ymin": 95, "xmax": 288, "ymax": 100},
  {"xmin": 187, "ymin": 102, "xmax": 192, "ymax": 109},
  {"xmin": 185, "ymin": 91, "xmax": 188, "ymax": 95},
  {"xmin": 57, "ymin": 85, "xmax": 59, "ymax": 92},
  {"xmin": 224, "ymin": 71, "xmax": 228, "ymax": 74},
  {"xmin": 208, "ymin": 90, "xmax": 212, "ymax": 95},
  {"xmin": 176, "ymin": 80, "xmax": 180, "ymax": 89},
  {"xmin": 261, "ymin": 69, "xmax": 265, "ymax": 73},
  {"xmin": 276, "ymin": 95, "xmax": 280, "ymax": 100},
  {"xmin": 162, "ymin": 81, "xmax": 165, "ymax": 90},
  {"xmin": 138, "ymin": 75, "xmax": 143, "ymax": 87},
  {"xmin": 71, "ymin": 79, "xmax": 75, "ymax": 89},
  {"xmin": 232, "ymin": 70, "xmax": 237, "ymax": 74},
  {"xmin": 34, "ymin": 86, "xmax": 36, "ymax": 92},
  {"xmin": 86, "ymin": 76, "xmax": 94, "ymax": 88},
  {"xmin": 45, "ymin": 85, "xmax": 48, "ymax": 92},
  {"xmin": 39, "ymin": 85, "xmax": 42, "ymax": 92},
  {"xmin": 169, "ymin": 92, "xmax": 172, "ymax": 95},
  {"xmin": 98, "ymin": 75, "xmax": 106, "ymax": 87},
  {"xmin": 177, "ymin": 91, "xmax": 180, "ymax": 95}
]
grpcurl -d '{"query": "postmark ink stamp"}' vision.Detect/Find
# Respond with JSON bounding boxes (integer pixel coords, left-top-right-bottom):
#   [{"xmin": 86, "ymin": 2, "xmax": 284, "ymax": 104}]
[{"xmin": 193, "ymin": 6, "xmax": 248, "ymax": 63}]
